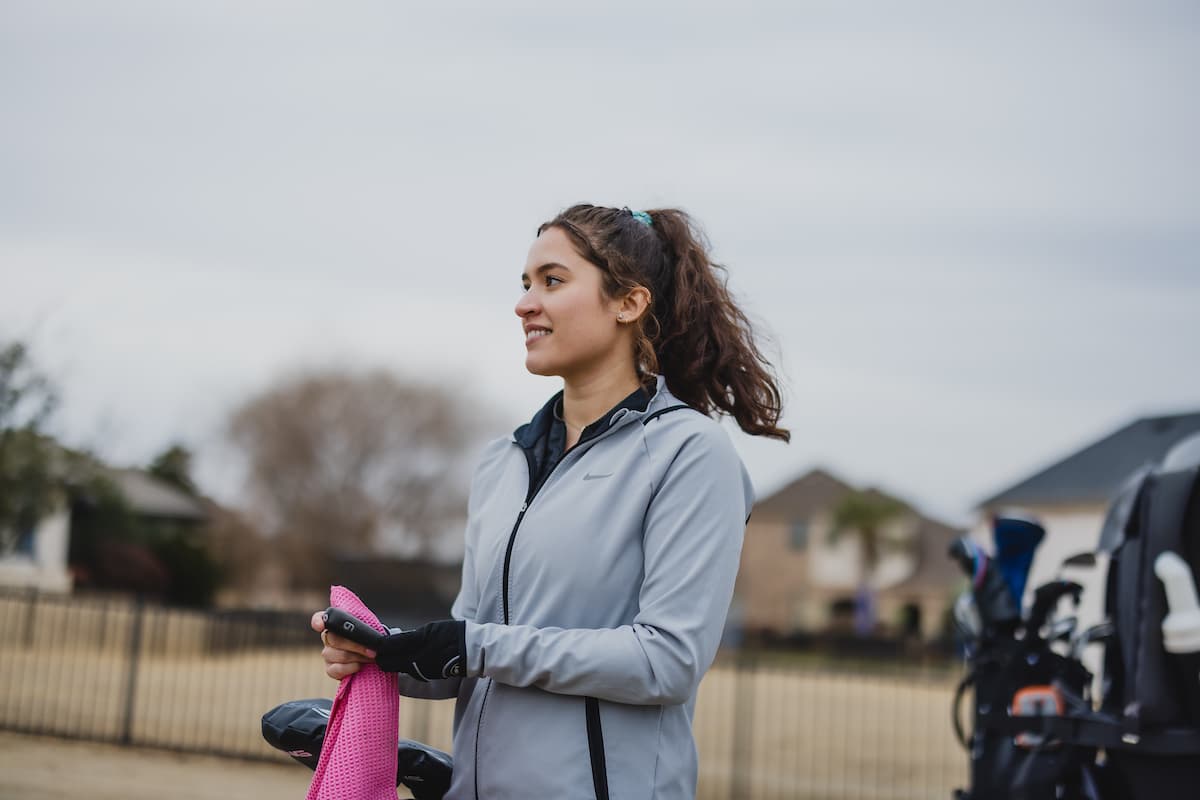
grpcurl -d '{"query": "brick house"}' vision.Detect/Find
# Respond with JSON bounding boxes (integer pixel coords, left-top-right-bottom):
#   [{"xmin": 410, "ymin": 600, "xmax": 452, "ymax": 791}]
[{"xmin": 733, "ymin": 468, "xmax": 961, "ymax": 641}]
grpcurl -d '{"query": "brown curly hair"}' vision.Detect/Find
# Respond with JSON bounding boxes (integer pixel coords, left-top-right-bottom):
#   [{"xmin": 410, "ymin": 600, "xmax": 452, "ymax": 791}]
[{"xmin": 537, "ymin": 204, "xmax": 789, "ymax": 442}]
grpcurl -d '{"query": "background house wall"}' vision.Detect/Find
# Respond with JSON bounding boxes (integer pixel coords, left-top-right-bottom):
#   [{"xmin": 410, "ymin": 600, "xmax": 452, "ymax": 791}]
[
  {"xmin": 0, "ymin": 501, "xmax": 72, "ymax": 593},
  {"xmin": 735, "ymin": 518, "xmax": 811, "ymax": 634},
  {"xmin": 807, "ymin": 513, "xmax": 921, "ymax": 592},
  {"xmin": 736, "ymin": 469, "xmax": 961, "ymax": 642}
]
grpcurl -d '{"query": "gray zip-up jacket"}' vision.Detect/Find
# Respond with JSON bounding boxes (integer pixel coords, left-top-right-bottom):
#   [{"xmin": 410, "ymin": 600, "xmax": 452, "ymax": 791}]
[{"xmin": 399, "ymin": 376, "xmax": 755, "ymax": 799}]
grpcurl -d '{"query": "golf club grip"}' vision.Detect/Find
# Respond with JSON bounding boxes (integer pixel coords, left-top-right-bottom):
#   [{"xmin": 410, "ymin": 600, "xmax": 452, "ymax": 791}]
[
  {"xmin": 321, "ymin": 607, "xmax": 387, "ymax": 651},
  {"xmin": 1028, "ymin": 581, "xmax": 1083, "ymax": 629}
]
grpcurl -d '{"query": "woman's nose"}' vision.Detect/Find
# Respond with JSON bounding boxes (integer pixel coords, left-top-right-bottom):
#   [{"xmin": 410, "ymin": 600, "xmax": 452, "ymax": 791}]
[{"xmin": 515, "ymin": 289, "xmax": 538, "ymax": 318}]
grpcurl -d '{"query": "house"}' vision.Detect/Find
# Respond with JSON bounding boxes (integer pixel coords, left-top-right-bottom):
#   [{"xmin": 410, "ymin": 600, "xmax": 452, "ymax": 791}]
[
  {"xmin": 734, "ymin": 468, "xmax": 962, "ymax": 642},
  {"xmin": 0, "ymin": 466, "xmax": 207, "ymax": 594},
  {"xmin": 972, "ymin": 411, "xmax": 1200, "ymax": 634}
]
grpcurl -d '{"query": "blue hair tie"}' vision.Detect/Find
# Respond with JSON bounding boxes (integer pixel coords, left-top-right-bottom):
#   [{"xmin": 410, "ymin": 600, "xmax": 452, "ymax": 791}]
[{"xmin": 630, "ymin": 210, "xmax": 653, "ymax": 227}]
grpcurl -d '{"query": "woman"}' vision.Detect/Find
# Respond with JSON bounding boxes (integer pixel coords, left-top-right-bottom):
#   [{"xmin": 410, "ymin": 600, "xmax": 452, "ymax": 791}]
[{"xmin": 312, "ymin": 204, "xmax": 789, "ymax": 799}]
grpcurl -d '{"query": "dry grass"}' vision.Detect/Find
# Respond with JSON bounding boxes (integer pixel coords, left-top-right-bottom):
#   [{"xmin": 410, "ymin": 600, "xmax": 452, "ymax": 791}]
[{"xmin": 0, "ymin": 731, "xmax": 318, "ymax": 800}]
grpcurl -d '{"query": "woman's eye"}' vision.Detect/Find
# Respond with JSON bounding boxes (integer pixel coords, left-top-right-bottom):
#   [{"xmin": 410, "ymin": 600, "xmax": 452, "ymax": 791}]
[{"xmin": 520, "ymin": 275, "xmax": 562, "ymax": 292}]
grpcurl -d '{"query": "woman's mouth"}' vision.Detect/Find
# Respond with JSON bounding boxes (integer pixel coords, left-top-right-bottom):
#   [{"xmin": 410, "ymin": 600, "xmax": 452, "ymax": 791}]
[{"xmin": 525, "ymin": 328, "xmax": 551, "ymax": 344}]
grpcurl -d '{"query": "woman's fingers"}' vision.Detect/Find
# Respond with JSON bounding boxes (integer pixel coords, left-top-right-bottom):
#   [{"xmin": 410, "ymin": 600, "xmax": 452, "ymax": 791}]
[
  {"xmin": 322, "ymin": 641, "xmax": 373, "ymax": 682},
  {"xmin": 325, "ymin": 660, "xmax": 362, "ymax": 681},
  {"xmin": 323, "ymin": 631, "xmax": 376, "ymax": 659},
  {"xmin": 322, "ymin": 641, "xmax": 374, "ymax": 664},
  {"xmin": 313, "ymin": 609, "xmax": 371, "ymax": 680}
]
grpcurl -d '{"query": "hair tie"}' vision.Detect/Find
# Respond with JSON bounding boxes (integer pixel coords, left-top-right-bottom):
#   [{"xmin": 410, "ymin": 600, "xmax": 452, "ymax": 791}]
[{"xmin": 630, "ymin": 210, "xmax": 653, "ymax": 227}]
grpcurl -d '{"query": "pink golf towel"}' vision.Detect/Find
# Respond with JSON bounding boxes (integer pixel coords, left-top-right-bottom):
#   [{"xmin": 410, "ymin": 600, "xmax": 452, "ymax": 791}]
[{"xmin": 306, "ymin": 585, "xmax": 399, "ymax": 800}]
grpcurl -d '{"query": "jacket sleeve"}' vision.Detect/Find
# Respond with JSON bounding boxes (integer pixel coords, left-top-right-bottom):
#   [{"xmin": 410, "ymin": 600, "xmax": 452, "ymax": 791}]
[{"xmin": 464, "ymin": 424, "xmax": 753, "ymax": 706}]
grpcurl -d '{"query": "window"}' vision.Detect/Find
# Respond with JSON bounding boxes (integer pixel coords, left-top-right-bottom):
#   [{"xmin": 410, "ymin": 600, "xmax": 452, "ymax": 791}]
[
  {"xmin": 14, "ymin": 523, "xmax": 36, "ymax": 556},
  {"xmin": 789, "ymin": 519, "xmax": 809, "ymax": 550}
]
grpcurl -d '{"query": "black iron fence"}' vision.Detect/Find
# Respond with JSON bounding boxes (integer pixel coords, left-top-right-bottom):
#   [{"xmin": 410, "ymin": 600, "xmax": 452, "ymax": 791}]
[{"xmin": 0, "ymin": 588, "xmax": 966, "ymax": 799}]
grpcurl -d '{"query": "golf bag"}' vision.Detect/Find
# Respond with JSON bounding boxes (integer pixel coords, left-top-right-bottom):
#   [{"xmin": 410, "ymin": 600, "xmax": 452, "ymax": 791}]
[
  {"xmin": 952, "ymin": 438, "xmax": 1200, "ymax": 800},
  {"xmin": 261, "ymin": 697, "xmax": 453, "ymax": 800},
  {"xmin": 1095, "ymin": 456, "xmax": 1200, "ymax": 799},
  {"xmin": 952, "ymin": 636, "xmax": 1098, "ymax": 799},
  {"xmin": 950, "ymin": 519, "xmax": 1102, "ymax": 800}
]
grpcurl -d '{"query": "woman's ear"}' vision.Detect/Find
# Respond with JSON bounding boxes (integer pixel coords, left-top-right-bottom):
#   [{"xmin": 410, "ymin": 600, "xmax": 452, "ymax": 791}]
[{"xmin": 616, "ymin": 286, "xmax": 652, "ymax": 324}]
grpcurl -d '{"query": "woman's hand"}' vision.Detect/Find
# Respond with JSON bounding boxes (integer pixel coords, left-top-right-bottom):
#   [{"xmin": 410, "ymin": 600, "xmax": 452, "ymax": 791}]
[{"xmin": 310, "ymin": 610, "xmax": 376, "ymax": 681}]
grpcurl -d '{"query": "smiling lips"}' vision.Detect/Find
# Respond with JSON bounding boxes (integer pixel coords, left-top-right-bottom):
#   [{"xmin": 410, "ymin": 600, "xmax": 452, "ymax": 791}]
[{"xmin": 525, "ymin": 326, "xmax": 551, "ymax": 345}]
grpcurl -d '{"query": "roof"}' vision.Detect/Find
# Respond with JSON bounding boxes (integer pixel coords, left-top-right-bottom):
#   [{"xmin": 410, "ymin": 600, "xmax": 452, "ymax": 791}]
[
  {"xmin": 106, "ymin": 469, "xmax": 208, "ymax": 520},
  {"xmin": 752, "ymin": 468, "xmax": 856, "ymax": 520},
  {"xmin": 980, "ymin": 411, "xmax": 1200, "ymax": 509},
  {"xmin": 753, "ymin": 468, "xmax": 912, "ymax": 521}
]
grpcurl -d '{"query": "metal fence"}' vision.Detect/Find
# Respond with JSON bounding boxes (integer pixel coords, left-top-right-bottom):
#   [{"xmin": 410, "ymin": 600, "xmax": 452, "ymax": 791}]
[{"xmin": 0, "ymin": 588, "xmax": 966, "ymax": 799}]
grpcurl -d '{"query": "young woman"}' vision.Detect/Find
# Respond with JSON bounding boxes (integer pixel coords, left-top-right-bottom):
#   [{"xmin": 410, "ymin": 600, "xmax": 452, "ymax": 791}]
[{"xmin": 312, "ymin": 204, "xmax": 789, "ymax": 799}]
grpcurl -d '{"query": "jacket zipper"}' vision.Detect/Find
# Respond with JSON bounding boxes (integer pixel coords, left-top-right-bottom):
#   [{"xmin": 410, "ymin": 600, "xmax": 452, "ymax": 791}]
[
  {"xmin": 585, "ymin": 697, "xmax": 610, "ymax": 800},
  {"xmin": 475, "ymin": 405, "xmax": 689, "ymax": 799},
  {"xmin": 474, "ymin": 423, "xmax": 619, "ymax": 800},
  {"xmin": 502, "ymin": 421, "xmax": 619, "ymax": 623},
  {"xmin": 502, "ymin": 404, "xmax": 690, "ymax": 623},
  {"xmin": 502, "ymin": 448, "xmax": 538, "ymax": 625}
]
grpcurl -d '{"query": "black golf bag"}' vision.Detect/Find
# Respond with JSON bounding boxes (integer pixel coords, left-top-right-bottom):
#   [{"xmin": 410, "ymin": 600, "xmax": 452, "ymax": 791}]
[
  {"xmin": 953, "ymin": 449, "xmax": 1200, "ymax": 800},
  {"xmin": 950, "ymin": 526, "xmax": 1103, "ymax": 800},
  {"xmin": 1094, "ymin": 459, "xmax": 1200, "ymax": 799},
  {"xmin": 953, "ymin": 634, "xmax": 1098, "ymax": 799}
]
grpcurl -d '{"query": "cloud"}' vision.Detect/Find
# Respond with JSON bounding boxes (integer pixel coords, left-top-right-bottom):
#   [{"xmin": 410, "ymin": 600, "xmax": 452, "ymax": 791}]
[{"xmin": 2, "ymin": 1, "xmax": 1197, "ymax": 522}]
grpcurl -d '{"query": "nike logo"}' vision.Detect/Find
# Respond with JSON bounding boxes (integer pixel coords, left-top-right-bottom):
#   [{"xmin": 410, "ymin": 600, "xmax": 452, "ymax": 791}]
[{"xmin": 582, "ymin": 472, "xmax": 613, "ymax": 481}]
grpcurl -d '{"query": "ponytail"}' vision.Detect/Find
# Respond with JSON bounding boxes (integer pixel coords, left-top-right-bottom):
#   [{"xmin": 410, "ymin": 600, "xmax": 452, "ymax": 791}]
[{"xmin": 539, "ymin": 205, "xmax": 790, "ymax": 442}]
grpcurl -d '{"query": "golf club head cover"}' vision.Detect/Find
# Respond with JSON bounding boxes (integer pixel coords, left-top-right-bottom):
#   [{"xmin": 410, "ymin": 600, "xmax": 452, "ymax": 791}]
[
  {"xmin": 261, "ymin": 697, "xmax": 454, "ymax": 800},
  {"xmin": 992, "ymin": 514, "xmax": 1045, "ymax": 608},
  {"xmin": 375, "ymin": 620, "xmax": 467, "ymax": 681},
  {"xmin": 262, "ymin": 697, "xmax": 333, "ymax": 771},
  {"xmin": 305, "ymin": 585, "xmax": 399, "ymax": 800}
]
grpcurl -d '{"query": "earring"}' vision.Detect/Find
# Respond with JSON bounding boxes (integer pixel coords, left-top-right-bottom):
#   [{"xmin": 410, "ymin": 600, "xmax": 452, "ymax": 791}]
[{"xmin": 617, "ymin": 314, "xmax": 626, "ymax": 322}]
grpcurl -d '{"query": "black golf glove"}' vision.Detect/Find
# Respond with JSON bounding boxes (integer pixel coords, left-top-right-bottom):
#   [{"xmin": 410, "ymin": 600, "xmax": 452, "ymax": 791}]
[{"xmin": 376, "ymin": 619, "xmax": 467, "ymax": 681}]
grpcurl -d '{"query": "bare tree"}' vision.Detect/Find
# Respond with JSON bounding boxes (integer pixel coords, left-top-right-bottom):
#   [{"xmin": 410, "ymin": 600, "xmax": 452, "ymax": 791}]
[{"xmin": 226, "ymin": 368, "xmax": 487, "ymax": 588}]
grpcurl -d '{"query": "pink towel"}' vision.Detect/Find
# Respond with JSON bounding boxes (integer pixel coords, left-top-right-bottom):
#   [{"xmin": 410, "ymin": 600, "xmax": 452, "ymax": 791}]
[{"xmin": 306, "ymin": 585, "xmax": 399, "ymax": 800}]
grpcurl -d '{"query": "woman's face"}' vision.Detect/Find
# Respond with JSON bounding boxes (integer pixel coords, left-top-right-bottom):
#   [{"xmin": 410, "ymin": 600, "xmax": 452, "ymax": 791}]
[{"xmin": 516, "ymin": 226, "xmax": 628, "ymax": 380}]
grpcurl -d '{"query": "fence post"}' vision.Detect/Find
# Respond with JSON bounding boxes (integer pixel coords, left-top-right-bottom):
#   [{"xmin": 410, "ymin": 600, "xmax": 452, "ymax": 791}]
[
  {"xmin": 21, "ymin": 586, "xmax": 38, "ymax": 647},
  {"xmin": 119, "ymin": 594, "xmax": 146, "ymax": 746},
  {"xmin": 730, "ymin": 652, "xmax": 756, "ymax": 800},
  {"xmin": 413, "ymin": 698, "xmax": 431, "ymax": 745}
]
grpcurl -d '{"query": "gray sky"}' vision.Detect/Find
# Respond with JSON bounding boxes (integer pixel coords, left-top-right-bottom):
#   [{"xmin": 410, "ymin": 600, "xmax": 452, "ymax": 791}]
[{"xmin": 3, "ymin": 1, "xmax": 1198, "ymax": 525}]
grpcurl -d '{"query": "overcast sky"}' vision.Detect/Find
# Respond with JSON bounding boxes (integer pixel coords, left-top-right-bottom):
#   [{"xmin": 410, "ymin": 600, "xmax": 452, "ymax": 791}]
[{"xmin": 3, "ymin": 1, "xmax": 1198, "ymax": 525}]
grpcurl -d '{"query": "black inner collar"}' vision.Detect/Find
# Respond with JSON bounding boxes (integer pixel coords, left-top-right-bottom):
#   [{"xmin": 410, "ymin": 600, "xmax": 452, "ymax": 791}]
[{"xmin": 514, "ymin": 385, "xmax": 654, "ymax": 493}]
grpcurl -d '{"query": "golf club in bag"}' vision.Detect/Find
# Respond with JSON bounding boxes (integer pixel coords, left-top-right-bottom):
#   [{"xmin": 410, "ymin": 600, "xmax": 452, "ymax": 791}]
[
  {"xmin": 950, "ymin": 433, "xmax": 1200, "ymax": 800},
  {"xmin": 950, "ymin": 516, "xmax": 1099, "ymax": 800}
]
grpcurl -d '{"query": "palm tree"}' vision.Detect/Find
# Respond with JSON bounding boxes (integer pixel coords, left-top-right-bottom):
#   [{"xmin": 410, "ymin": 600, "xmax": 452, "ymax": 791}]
[{"xmin": 827, "ymin": 490, "xmax": 909, "ymax": 635}]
